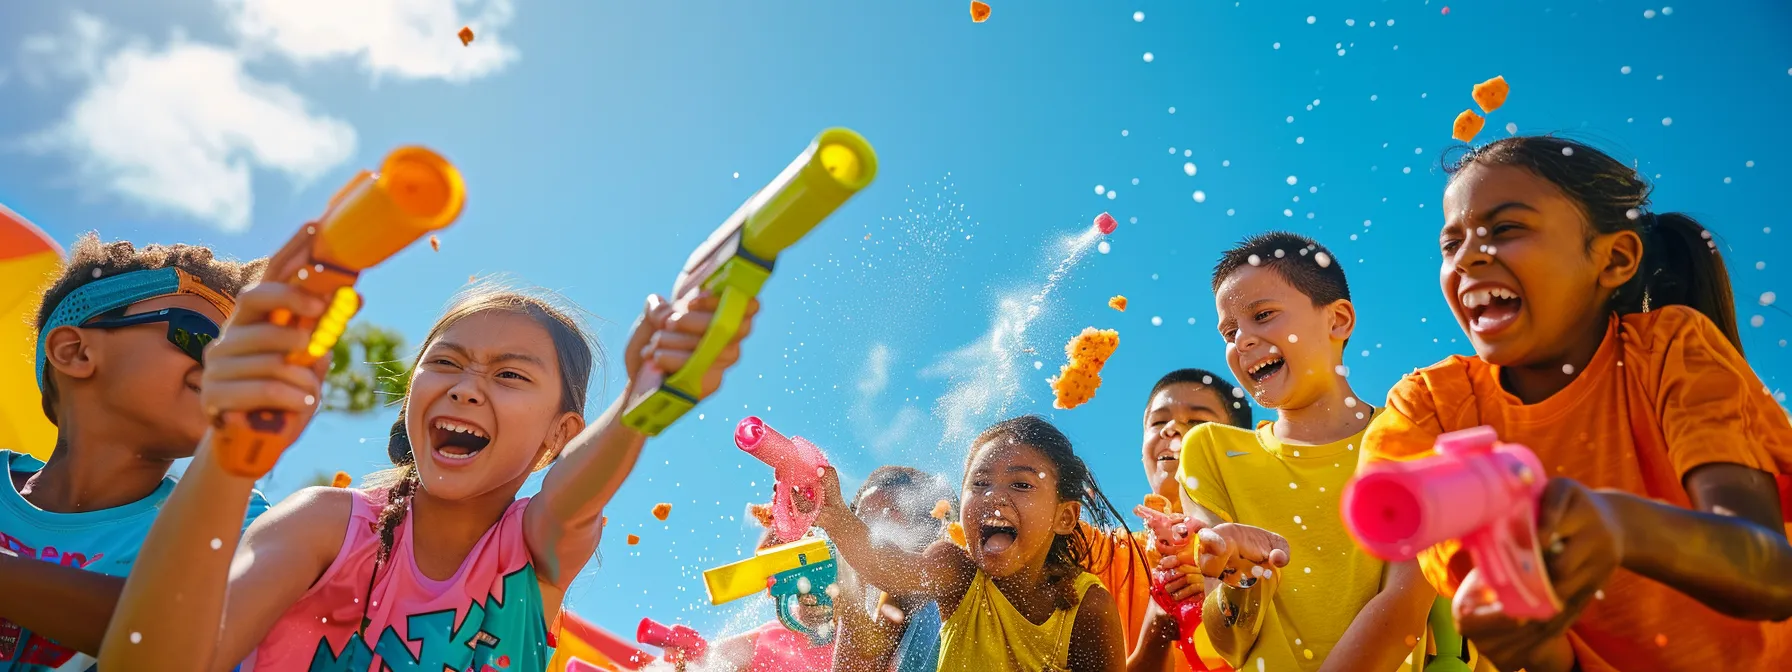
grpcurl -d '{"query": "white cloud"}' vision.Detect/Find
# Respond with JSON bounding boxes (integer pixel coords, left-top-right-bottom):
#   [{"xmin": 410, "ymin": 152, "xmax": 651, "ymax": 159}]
[
  {"xmin": 850, "ymin": 343, "xmax": 924, "ymax": 456},
  {"xmin": 220, "ymin": 0, "xmax": 519, "ymax": 83},
  {"xmin": 23, "ymin": 14, "xmax": 356, "ymax": 232},
  {"xmin": 18, "ymin": 11, "xmax": 110, "ymax": 86}
]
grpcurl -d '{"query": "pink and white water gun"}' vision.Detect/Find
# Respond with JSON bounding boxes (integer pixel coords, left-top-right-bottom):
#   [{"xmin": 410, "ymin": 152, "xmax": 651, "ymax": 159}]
[{"xmin": 735, "ymin": 416, "xmax": 832, "ymax": 543}]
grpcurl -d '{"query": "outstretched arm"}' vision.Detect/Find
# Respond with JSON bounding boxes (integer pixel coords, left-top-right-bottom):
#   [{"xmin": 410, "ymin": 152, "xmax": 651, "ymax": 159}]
[
  {"xmin": 810, "ymin": 467, "xmax": 973, "ymax": 604},
  {"xmin": 1614, "ymin": 463, "xmax": 1792, "ymax": 621},
  {"xmin": 525, "ymin": 293, "xmax": 757, "ymax": 589},
  {"xmin": 1168, "ymin": 489, "xmax": 1287, "ymax": 667},
  {"xmin": 0, "ymin": 556, "xmax": 124, "ymax": 655},
  {"xmin": 1317, "ymin": 560, "xmax": 1434, "ymax": 672}
]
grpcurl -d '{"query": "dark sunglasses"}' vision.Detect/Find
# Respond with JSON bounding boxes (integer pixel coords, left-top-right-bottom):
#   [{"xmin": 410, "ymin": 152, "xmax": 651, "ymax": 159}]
[{"xmin": 84, "ymin": 307, "xmax": 221, "ymax": 364}]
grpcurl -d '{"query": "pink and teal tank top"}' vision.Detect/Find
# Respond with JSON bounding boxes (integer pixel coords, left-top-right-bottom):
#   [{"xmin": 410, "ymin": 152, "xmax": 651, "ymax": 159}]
[{"xmin": 241, "ymin": 489, "xmax": 551, "ymax": 671}]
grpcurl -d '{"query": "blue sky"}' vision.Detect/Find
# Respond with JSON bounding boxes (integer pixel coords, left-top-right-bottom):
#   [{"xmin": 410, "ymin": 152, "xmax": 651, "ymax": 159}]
[{"xmin": 3, "ymin": 0, "xmax": 1791, "ymax": 644}]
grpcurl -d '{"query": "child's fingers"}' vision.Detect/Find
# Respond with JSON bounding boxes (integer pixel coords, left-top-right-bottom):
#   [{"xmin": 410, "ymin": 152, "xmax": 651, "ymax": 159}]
[
  {"xmin": 1194, "ymin": 528, "xmax": 1235, "ymax": 579},
  {"xmin": 1267, "ymin": 548, "xmax": 1290, "ymax": 568},
  {"xmin": 231, "ymin": 282, "xmax": 328, "ymax": 326},
  {"xmin": 209, "ymin": 323, "xmax": 314, "ymax": 359},
  {"xmin": 202, "ymin": 380, "xmax": 319, "ymax": 414},
  {"xmin": 202, "ymin": 354, "xmax": 323, "ymax": 393}
]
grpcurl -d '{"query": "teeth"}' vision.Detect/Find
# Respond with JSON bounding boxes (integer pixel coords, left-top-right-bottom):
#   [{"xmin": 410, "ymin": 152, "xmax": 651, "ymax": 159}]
[
  {"xmin": 1460, "ymin": 287, "xmax": 1518, "ymax": 309},
  {"xmin": 433, "ymin": 420, "xmax": 488, "ymax": 439},
  {"xmin": 1248, "ymin": 358, "xmax": 1282, "ymax": 375}
]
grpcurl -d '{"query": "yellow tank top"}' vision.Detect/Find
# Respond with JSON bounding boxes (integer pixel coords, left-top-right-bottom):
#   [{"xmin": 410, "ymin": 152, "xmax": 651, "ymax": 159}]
[{"xmin": 937, "ymin": 570, "xmax": 1103, "ymax": 671}]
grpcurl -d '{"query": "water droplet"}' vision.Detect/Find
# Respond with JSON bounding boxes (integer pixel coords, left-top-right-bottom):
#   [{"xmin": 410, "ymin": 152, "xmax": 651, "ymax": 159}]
[
  {"xmin": 1662, "ymin": 117, "xmax": 1674, "ymax": 126},
  {"xmin": 1184, "ymin": 162, "xmax": 1198, "ymax": 176},
  {"xmin": 1752, "ymin": 315, "xmax": 1766, "ymax": 328},
  {"xmin": 1232, "ymin": 387, "xmax": 1245, "ymax": 398},
  {"xmin": 1761, "ymin": 292, "xmax": 1776, "ymax": 306},
  {"xmin": 1193, "ymin": 190, "xmax": 1207, "ymax": 203},
  {"xmin": 1306, "ymin": 16, "xmax": 1316, "ymax": 24},
  {"xmin": 1644, "ymin": 9, "xmax": 1656, "ymax": 18},
  {"xmin": 1107, "ymin": 190, "xmax": 1117, "ymax": 200},
  {"xmin": 1249, "ymin": 254, "xmax": 1263, "ymax": 266},
  {"xmin": 1143, "ymin": 52, "xmax": 1155, "ymax": 62},
  {"xmin": 1286, "ymin": 175, "xmax": 1299, "ymax": 185},
  {"xmin": 210, "ymin": 538, "xmax": 222, "ymax": 550},
  {"xmin": 1095, "ymin": 185, "xmax": 1106, "ymax": 195},
  {"xmin": 1315, "ymin": 252, "xmax": 1332, "ymax": 267},
  {"xmin": 1621, "ymin": 66, "xmax": 1632, "ymax": 75},
  {"xmin": 1134, "ymin": 11, "xmax": 1145, "ymax": 21},
  {"xmin": 1345, "ymin": 397, "xmax": 1358, "ymax": 408},
  {"xmin": 1289, "ymin": 482, "xmax": 1299, "ymax": 489},
  {"xmin": 1287, "ymin": 334, "xmax": 1299, "ymax": 343},
  {"xmin": 1098, "ymin": 241, "xmax": 1112, "ymax": 254}
]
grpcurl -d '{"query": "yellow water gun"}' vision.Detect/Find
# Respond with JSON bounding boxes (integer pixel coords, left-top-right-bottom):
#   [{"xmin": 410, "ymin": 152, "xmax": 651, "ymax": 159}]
[
  {"xmin": 212, "ymin": 147, "xmax": 464, "ymax": 478},
  {"xmin": 621, "ymin": 129, "xmax": 877, "ymax": 436}
]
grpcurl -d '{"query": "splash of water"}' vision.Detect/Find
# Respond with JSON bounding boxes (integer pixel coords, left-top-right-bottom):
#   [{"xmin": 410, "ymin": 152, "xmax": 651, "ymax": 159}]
[{"xmin": 928, "ymin": 226, "xmax": 1102, "ymax": 451}]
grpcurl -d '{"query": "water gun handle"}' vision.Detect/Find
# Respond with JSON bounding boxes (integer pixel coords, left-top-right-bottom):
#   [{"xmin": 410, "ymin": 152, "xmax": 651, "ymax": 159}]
[
  {"xmin": 1461, "ymin": 492, "xmax": 1561, "ymax": 621},
  {"xmin": 210, "ymin": 147, "xmax": 463, "ymax": 478},
  {"xmin": 663, "ymin": 283, "xmax": 751, "ymax": 399}
]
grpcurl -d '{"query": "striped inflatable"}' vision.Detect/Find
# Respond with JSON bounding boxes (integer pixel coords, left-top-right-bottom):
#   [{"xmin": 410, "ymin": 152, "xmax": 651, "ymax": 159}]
[{"xmin": 0, "ymin": 204, "xmax": 61, "ymax": 460}]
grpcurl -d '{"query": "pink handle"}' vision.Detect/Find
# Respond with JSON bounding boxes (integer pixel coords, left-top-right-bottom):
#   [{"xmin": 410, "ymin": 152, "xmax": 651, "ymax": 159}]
[
  {"xmin": 638, "ymin": 618, "xmax": 709, "ymax": 662},
  {"xmin": 1341, "ymin": 426, "xmax": 1561, "ymax": 619},
  {"xmin": 1133, "ymin": 504, "xmax": 1192, "ymax": 556},
  {"xmin": 736, "ymin": 417, "xmax": 830, "ymax": 542}
]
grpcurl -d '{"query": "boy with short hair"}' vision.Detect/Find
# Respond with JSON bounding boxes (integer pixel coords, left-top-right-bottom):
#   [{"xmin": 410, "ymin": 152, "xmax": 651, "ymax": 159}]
[
  {"xmin": 1084, "ymin": 368, "xmax": 1251, "ymax": 671},
  {"xmin": 0, "ymin": 234, "xmax": 271, "ymax": 671},
  {"xmin": 1162, "ymin": 232, "xmax": 1438, "ymax": 671}
]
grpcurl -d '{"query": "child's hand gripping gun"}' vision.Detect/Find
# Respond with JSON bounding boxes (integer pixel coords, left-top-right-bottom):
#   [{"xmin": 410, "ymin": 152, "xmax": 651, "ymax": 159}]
[
  {"xmin": 621, "ymin": 129, "xmax": 877, "ymax": 436},
  {"xmin": 636, "ymin": 618, "xmax": 708, "ymax": 668},
  {"xmin": 1341, "ymin": 425, "xmax": 1562, "ymax": 620},
  {"xmin": 213, "ymin": 147, "xmax": 464, "ymax": 478},
  {"xmin": 1134, "ymin": 503, "xmax": 1208, "ymax": 670},
  {"xmin": 703, "ymin": 538, "xmax": 840, "ymax": 646},
  {"xmin": 735, "ymin": 416, "xmax": 831, "ymax": 543}
]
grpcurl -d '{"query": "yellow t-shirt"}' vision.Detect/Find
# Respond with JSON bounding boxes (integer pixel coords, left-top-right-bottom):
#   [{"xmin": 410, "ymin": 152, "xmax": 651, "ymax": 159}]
[
  {"xmin": 938, "ymin": 570, "xmax": 1104, "ymax": 671},
  {"xmin": 1177, "ymin": 416, "xmax": 1391, "ymax": 671}
]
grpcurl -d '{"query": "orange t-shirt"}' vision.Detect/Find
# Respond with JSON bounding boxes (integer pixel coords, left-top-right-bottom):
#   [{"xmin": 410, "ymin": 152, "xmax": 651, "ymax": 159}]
[
  {"xmin": 1082, "ymin": 523, "xmax": 1228, "ymax": 671},
  {"xmin": 1363, "ymin": 307, "xmax": 1792, "ymax": 672}
]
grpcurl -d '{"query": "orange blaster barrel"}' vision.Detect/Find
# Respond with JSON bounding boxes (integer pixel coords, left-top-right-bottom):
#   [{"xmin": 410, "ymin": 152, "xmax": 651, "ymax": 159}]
[{"xmin": 212, "ymin": 147, "xmax": 465, "ymax": 478}]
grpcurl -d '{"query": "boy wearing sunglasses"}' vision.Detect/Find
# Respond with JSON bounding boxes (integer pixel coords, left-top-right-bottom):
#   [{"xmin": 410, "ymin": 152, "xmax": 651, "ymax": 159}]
[{"xmin": 0, "ymin": 234, "xmax": 268, "ymax": 671}]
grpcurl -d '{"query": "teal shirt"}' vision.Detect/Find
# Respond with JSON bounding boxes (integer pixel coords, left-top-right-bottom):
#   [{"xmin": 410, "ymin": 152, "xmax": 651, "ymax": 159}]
[{"xmin": 0, "ymin": 450, "xmax": 270, "ymax": 671}]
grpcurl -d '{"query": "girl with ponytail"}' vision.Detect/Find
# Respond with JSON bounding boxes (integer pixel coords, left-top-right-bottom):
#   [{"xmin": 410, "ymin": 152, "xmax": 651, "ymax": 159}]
[
  {"xmin": 100, "ymin": 281, "xmax": 757, "ymax": 671},
  {"xmin": 1361, "ymin": 136, "xmax": 1792, "ymax": 672}
]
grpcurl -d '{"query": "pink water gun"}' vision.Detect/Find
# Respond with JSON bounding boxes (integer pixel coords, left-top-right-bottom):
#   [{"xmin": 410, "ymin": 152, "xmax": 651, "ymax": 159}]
[
  {"xmin": 1134, "ymin": 503, "xmax": 1211, "ymax": 671},
  {"xmin": 736, "ymin": 416, "xmax": 831, "ymax": 543},
  {"xmin": 1341, "ymin": 425, "xmax": 1561, "ymax": 620},
  {"xmin": 637, "ymin": 618, "xmax": 708, "ymax": 667}
]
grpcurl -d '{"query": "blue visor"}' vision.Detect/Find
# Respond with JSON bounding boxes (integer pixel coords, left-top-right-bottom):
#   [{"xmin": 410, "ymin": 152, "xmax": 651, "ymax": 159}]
[{"xmin": 34, "ymin": 267, "xmax": 234, "ymax": 390}]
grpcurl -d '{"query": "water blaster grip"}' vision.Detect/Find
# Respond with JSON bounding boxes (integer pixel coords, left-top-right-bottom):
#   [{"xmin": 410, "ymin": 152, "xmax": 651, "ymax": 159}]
[
  {"xmin": 1135, "ymin": 505, "xmax": 1206, "ymax": 669},
  {"xmin": 211, "ymin": 147, "xmax": 464, "ymax": 478},
  {"xmin": 637, "ymin": 618, "xmax": 708, "ymax": 664},
  {"xmin": 1340, "ymin": 426, "xmax": 1561, "ymax": 620},
  {"xmin": 736, "ymin": 416, "xmax": 831, "ymax": 543}
]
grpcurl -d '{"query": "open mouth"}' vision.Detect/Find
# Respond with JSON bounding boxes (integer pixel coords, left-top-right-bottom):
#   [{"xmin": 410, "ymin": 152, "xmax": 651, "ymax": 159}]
[
  {"xmin": 429, "ymin": 418, "xmax": 491, "ymax": 461},
  {"xmin": 1460, "ymin": 286, "xmax": 1523, "ymax": 334},
  {"xmin": 1246, "ymin": 356, "xmax": 1286, "ymax": 383},
  {"xmin": 979, "ymin": 518, "xmax": 1017, "ymax": 554}
]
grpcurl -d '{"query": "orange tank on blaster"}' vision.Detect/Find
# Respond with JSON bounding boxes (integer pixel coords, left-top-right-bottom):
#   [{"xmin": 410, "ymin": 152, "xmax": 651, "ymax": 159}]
[{"xmin": 212, "ymin": 147, "xmax": 464, "ymax": 478}]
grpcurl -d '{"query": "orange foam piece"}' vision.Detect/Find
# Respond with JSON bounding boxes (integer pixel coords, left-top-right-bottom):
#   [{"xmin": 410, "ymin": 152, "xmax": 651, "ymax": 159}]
[
  {"xmin": 1142, "ymin": 493, "xmax": 1171, "ymax": 513},
  {"xmin": 947, "ymin": 522, "xmax": 966, "ymax": 547},
  {"xmin": 429, "ymin": 234, "xmax": 440, "ymax": 252},
  {"xmin": 652, "ymin": 502, "xmax": 672, "ymax": 521},
  {"xmin": 748, "ymin": 502, "xmax": 775, "ymax": 528},
  {"xmin": 1050, "ymin": 327, "xmax": 1120, "ymax": 409},
  {"xmin": 1108, "ymin": 295, "xmax": 1127, "ymax": 312},
  {"xmin": 626, "ymin": 534, "xmax": 640, "ymax": 545},
  {"xmin": 331, "ymin": 471, "xmax": 351, "ymax": 488},
  {"xmin": 458, "ymin": 26, "xmax": 474, "ymax": 46},
  {"xmin": 1452, "ymin": 110, "xmax": 1485, "ymax": 143},
  {"xmin": 970, "ymin": 1, "xmax": 990, "ymax": 22},
  {"xmin": 1472, "ymin": 76, "xmax": 1509, "ymax": 113},
  {"xmin": 931, "ymin": 499, "xmax": 952, "ymax": 520}
]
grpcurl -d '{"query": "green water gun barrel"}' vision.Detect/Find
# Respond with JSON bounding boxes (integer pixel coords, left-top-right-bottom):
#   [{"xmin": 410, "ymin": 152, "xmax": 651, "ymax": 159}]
[{"xmin": 622, "ymin": 129, "xmax": 877, "ymax": 435}]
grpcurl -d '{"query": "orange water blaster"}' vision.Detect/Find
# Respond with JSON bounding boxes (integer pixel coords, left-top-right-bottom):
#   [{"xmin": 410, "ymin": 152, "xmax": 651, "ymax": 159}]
[{"xmin": 212, "ymin": 147, "xmax": 465, "ymax": 478}]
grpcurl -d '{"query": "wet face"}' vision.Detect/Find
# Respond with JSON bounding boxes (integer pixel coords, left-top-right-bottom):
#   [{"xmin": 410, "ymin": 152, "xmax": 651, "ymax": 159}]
[
  {"xmin": 961, "ymin": 441, "xmax": 1079, "ymax": 579},
  {"xmin": 856, "ymin": 486, "xmax": 940, "ymax": 553},
  {"xmin": 406, "ymin": 311, "xmax": 575, "ymax": 501},
  {"xmin": 1440, "ymin": 163, "xmax": 1634, "ymax": 367},
  {"xmin": 88, "ymin": 294, "xmax": 226, "ymax": 457},
  {"xmin": 1141, "ymin": 382, "xmax": 1232, "ymax": 502},
  {"xmin": 1215, "ymin": 265, "xmax": 1351, "ymax": 410}
]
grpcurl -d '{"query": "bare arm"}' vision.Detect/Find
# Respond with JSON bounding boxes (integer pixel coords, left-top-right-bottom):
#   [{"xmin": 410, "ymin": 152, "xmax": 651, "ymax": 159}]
[
  {"xmin": 526, "ymin": 293, "xmax": 755, "ymax": 589},
  {"xmin": 1068, "ymin": 585, "xmax": 1127, "ymax": 672},
  {"xmin": 811, "ymin": 467, "xmax": 973, "ymax": 604},
  {"xmin": 99, "ymin": 449, "xmax": 346, "ymax": 671},
  {"xmin": 1177, "ymin": 488, "xmax": 1279, "ymax": 667},
  {"xmin": 829, "ymin": 563, "xmax": 903, "ymax": 672},
  {"xmin": 1316, "ymin": 560, "xmax": 1434, "ymax": 672},
  {"xmin": 0, "ymin": 556, "xmax": 124, "ymax": 655},
  {"xmin": 1612, "ymin": 463, "xmax": 1792, "ymax": 621},
  {"xmin": 1124, "ymin": 599, "xmax": 1177, "ymax": 672}
]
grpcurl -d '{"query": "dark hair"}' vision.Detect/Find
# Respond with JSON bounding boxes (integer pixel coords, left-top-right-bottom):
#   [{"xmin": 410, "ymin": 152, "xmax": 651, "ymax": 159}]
[
  {"xmin": 1445, "ymin": 136, "xmax": 1742, "ymax": 352},
  {"xmin": 33, "ymin": 233, "xmax": 266, "ymax": 423},
  {"xmin": 1148, "ymin": 368, "xmax": 1254, "ymax": 429},
  {"xmin": 851, "ymin": 465, "xmax": 955, "ymax": 534},
  {"xmin": 1211, "ymin": 231, "xmax": 1350, "ymax": 306},
  {"xmin": 359, "ymin": 282, "xmax": 599, "ymax": 634},
  {"xmin": 968, "ymin": 415, "xmax": 1136, "ymax": 610}
]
